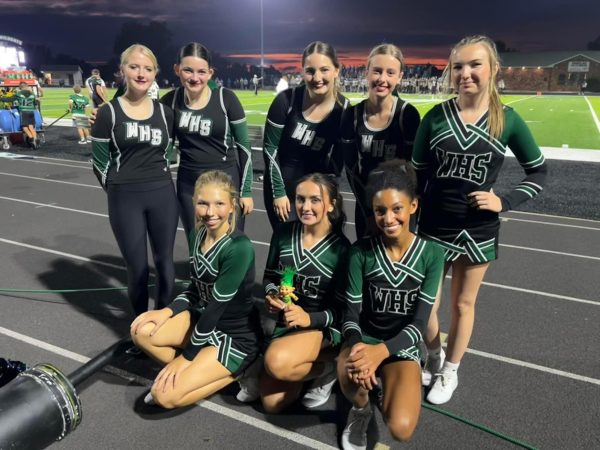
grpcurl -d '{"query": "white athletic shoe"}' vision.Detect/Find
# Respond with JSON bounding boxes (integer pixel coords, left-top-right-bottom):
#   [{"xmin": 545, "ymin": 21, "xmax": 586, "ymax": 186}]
[
  {"xmin": 143, "ymin": 391, "xmax": 156, "ymax": 406},
  {"xmin": 341, "ymin": 405, "xmax": 372, "ymax": 450},
  {"xmin": 78, "ymin": 139, "xmax": 86, "ymax": 145},
  {"xmin": 301, "ymin": 361, "xmax": 337, "ymax": 408},
  {"xmin": 236, "ymin": 356, "xmax": 262, "ymax": 403},
  {"xmin": 426, "ymin": 368, "xmax": 458, "ymax": 405},
  {"xmin": 422, "ymin": 348, "xmax": 446, "ymax": 387}
]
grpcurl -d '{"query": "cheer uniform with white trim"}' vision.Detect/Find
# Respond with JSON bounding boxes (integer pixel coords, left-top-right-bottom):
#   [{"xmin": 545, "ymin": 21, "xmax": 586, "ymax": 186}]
[
  {"xmin": 341, "ymin": 235, "xmax": 444, "ymax": 362},
  {"xmin": 167, "ymin": 228, "xmax": 261, "ymax": 374},
  {"xmin": 263, "ymin": 221, "xmax": 350, "ymax": 340},
  {"xmin": 412, "ymin": 99, "xmax": 547, "ymax": 263},
  {"xmin": 161, "ymin": 85, "xmax": 253, "ymax": 238},
  {"xmin": 91, "ymin": 98, "xmax": 178, "ymax": 315},
  {"xmin": 262, "ymin": 86, "xmax": 350, "ymax": 227},
  {"xmin": 343, "ymin": 96, "xmax": 420, "ymax": 237}
]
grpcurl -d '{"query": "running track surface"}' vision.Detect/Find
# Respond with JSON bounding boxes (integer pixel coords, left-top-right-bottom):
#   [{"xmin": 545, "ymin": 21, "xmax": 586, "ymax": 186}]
[{"xmin": 1, "ymin": 143, "xmax": 599, "ymax": 449}]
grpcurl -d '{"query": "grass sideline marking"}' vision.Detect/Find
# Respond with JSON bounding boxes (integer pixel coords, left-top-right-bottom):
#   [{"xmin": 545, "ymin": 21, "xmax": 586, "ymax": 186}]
[{"xmin": 583, "ymin": 96, "xmax": 600, "ymax": 135}]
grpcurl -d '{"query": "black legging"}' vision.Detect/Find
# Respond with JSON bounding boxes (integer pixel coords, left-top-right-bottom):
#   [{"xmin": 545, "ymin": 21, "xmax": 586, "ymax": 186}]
[
  {"xmin": 107, "ymin": 180, "xmax": 178, "ymax": 316},
  {"xmin": 176, "ymin": 164, "xmax": 245, "ymax": 243}
]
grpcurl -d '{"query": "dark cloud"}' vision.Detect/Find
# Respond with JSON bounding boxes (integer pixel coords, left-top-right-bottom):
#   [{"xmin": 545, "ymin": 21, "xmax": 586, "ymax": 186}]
[{"xmin": 1, "ymin": 0, "xmax": 598, "ymax": 62}]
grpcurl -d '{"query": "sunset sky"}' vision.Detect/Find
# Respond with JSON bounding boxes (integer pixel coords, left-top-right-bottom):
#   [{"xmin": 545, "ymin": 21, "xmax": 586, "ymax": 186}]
[{"xmin": 1, "ymin": 0, "xmax": 598, "ymax": 69}]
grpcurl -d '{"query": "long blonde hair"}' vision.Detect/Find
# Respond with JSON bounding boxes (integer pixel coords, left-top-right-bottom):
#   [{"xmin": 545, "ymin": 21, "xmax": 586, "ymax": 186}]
[
  {"xmin": 192, "ymin": 170, "xmax": 238, "ymax": 233},
  {"xmin": 443, "ymin": 35, "xmax": 504, "ymax": 139}
]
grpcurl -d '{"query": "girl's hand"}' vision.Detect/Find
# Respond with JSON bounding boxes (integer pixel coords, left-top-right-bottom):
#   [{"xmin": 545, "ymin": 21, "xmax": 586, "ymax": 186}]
[
  {"xmin": 239, "ymin": 197, "xmax": 254, "ymax": 216},
  {"xmin": 345, "ymin": 342, "xmax": 389, "ymax": 387},
  {"xmin": 468, "ymin": 188, "xmax": 502, "ymax": 212},
  {"xmin": 273, "ymin": 196, "xmax": 291, "ymax": 222},
  {"xmin": 283, "ymin": 303, "xmax": 310, "ymax": 328},
  {"xmin": 154, "ymin": 355, "xmax": 191, "ymax": 393},
  {"xmin": 130, "ymin": 308, "xmax": 173, "ymax": 336},
  {"xmin": 265, "ymin": 292, "xmax": 286, "ymax": 314}
]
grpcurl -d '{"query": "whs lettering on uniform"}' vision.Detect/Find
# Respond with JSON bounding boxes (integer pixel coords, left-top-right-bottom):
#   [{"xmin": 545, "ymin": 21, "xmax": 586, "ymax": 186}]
[
  {"xmin": 369, "ymin": 285, "xmax": 418, "ymax": 315},
  {"xmin": 435, "ymin": 148, "xmax": 491, "ymax": 185},
  {"xmin": 278, "ymin": 263, "xmax": 321, "ymax": 298},
  {"xmin": 291, "ymin": 123, "xmax": 325, "ymax": 150},
  {"xmin": 179, "ymin": 111, "xmax": 212, "ymax": 135},
  {"xmin": 125, "ymin": 122, "xmax": 162, "ymax": 145},
  {"xmin": 361, "ymin": 135, "xmax": 396, "ymax": 158},
  {"xmin": 194, "ymin": 279, "xmax": 213, "ymax": 306}
]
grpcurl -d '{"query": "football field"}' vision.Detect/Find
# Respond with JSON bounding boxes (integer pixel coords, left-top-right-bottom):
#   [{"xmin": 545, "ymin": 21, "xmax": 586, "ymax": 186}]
[{"xmin": 37, "ymin": 88, "xmax": 600, "ymax": 150}]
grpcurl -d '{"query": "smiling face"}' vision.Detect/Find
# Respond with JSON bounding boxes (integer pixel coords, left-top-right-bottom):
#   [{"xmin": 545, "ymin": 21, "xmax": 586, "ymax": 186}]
[
  {"xmin": 372, "ymin": 189, "xmax": 417, "ymax": 239},
  {"xmin": 194, "ymin": 183, "xmax": 234, "ymax": 234},
  {"xmin": 451, "ymin": 43, "xmax": 497, "ymax": 99},
  {"xmin": 122, "ymin": 51, "xmax": 156, "ymax": 95},
  {"xmin": 295, "ymin": 180, "xmax": 334, "ymax": 229},
  {"xmin": 367, "ymin": 54, "xmax": 403, "ymax": 99},
  {"xmin": 302, "ymin": 52, "xmax": 339, "ymax": 97},
  {"xmin": 175, "ymin": 56, "xmax": 213, "ymax": 95}
]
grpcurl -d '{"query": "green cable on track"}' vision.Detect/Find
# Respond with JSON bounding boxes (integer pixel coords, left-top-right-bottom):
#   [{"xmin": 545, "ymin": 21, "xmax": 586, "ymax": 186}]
[{"xmin": 422, "ymin": 402, "xmax": 538, "ymax": 449}]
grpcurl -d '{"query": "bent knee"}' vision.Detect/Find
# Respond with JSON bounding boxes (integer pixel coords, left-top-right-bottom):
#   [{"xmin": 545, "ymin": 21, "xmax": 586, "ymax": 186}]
[
  {"xmin": 150, "ymin": 388, "xmax": 179, "ymax": 409},
  {"xmin": 131, "ymin": 322, "xmax": 155, "ymax": 345},
  {"xmin": 264, "ymin": 352, "xmax": 294, "ymax": 380},
  {"xmin": 386, "ymin": 415, "xmax": 417, "ymax": 442}
]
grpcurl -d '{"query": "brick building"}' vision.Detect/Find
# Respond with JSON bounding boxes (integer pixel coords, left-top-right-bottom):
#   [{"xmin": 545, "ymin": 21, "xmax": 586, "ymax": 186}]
[{"xmin": 499, "ymin": 51, "xmax": 600, "ymax": 93}]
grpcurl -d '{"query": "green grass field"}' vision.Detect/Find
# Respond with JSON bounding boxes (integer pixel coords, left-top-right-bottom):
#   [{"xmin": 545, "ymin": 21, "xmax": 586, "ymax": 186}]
[{"xmin": 38, "ymin": 88, "xmax": 600, "ymax": 150}]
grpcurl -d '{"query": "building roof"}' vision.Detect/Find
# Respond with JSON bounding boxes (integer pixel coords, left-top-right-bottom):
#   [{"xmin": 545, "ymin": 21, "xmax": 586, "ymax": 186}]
[
  {"xmin": 40, "ymin": 65, "xmax": 82, "ymax": 72},
  {"xmin": 499, "ymin": 51, "xmax": 600, "ymax": 68}
]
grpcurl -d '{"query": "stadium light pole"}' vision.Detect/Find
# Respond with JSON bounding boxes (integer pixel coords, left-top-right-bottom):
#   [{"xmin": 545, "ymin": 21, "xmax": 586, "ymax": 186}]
[{"xmin": 260, "ymin": 0, "xmax": 264, "ymax": 83}]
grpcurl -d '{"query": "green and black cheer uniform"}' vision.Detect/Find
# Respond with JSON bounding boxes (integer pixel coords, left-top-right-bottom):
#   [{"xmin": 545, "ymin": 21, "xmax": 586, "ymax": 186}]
[
  {"xmin": 412, "ymin": 99, "xmax": 548, "ymax": 263},
  {"xmin": 264, "ymin": 221, "xmax": 350, "ymax": 341},
  {"xmin": 161, "ymin": 86, "xmax": 252, "ymax": 239},
  {"xmin": 262, "ymin": 86, "xmax": 350, "ymax": 228},
  {"xmin": 342, "ymin": 97, "xmax": 420, "ymax": 237},
  {"xmin": 341, "ymin": 235, "xmax": 444, "ymax": 364},
  {"xmin": 91, "ymin": 98, "xmax": 178, "ymax": 316},
  {"xmin": 167, "ymin": 227, "xmax": 261, "ymax": 374}
]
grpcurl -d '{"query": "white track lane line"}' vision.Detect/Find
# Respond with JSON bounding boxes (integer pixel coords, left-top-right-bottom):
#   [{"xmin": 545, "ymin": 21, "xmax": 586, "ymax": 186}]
[
  {"xmin": 3, "ymin": 195, "xmax": 598, "ymax": 260},
  {"xmin": 4, "ymin": 166, "xmax": 599, "ymax": 227},
  {"xmin": 506, "ymin": 210, "xmax": 600, "ymax": 224},
  {"xmin": 0, "ymin": 326, "xmax": 337, "ymax": 450},
  {"xmin": 1, "ymin": 233, "xmax": 598, "ymax": 307}
]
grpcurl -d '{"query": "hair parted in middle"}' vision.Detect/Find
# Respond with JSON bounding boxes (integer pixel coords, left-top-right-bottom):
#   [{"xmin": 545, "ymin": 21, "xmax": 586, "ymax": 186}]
[{"xmin": 192, "ymin": 170, "xmax": 238, "ymax": 232}]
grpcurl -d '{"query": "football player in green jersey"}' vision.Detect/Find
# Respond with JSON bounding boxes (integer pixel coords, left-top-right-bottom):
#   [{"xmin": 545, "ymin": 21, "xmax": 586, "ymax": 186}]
[{"xmin": 68, "ymin": 85, "xmax": 91, "ymax": 144}]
